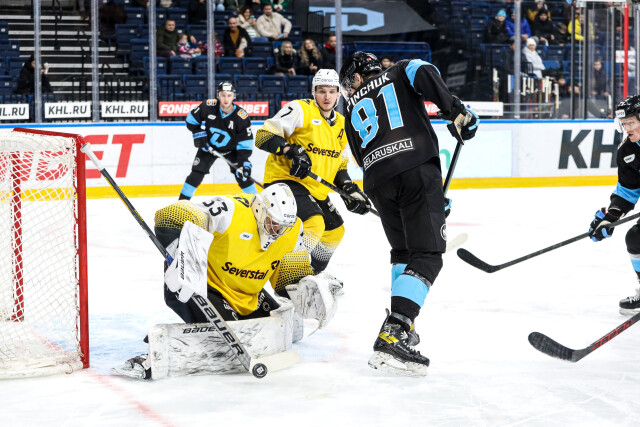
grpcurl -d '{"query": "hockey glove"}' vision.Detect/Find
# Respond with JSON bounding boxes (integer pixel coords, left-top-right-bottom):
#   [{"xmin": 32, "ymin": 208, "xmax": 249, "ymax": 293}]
[
  {"xmin": 235, "ymin": 161, "xmax": 252, "ymax": 181},
  {"xmin": 445, "ymin": 197, "xmax": 452, "ymax": 218},
  {"xmin": 341, "ymin": 182, "xmax": 371, "ymax": 215},
  {"xmin": 284, "ymin": 144, "xmax": 311, "ymax": 179},
  {"xmin": 192, "ymin": 131, "xmax": 208, "ymax": 148},
  {"xmin": 459, "ymin": 108, "xmax": 479, "ymax": 140},
  {"xmin": 588, "ymin": 207, "xmax": 622, "ymax": 242}
]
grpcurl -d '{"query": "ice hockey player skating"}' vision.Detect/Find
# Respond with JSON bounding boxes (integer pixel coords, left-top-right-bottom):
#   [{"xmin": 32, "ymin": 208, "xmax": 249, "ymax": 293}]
[
  {"xmin": 589, "ymin": 94, "xmax": 640, "ymax": 315},
  {"xmin": 339, "ymin": 52, "xmax": 478, "ymax": 376}
]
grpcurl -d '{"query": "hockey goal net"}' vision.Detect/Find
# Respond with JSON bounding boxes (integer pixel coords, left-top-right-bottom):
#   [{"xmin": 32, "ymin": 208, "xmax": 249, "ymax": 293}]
[{"xmin": 0, "ymin": 128, "xmax": 88, "ymax": 378}]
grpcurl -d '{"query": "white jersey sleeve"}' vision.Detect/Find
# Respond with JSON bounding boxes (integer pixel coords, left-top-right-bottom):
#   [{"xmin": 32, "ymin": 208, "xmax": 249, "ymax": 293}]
[
  {"xmin": 194, "ymin": 195, "xmax": 236, "ymax": 235},
  {"xmin": 264, "ymin": 101, "xmax": 305, "ymax": 139}
]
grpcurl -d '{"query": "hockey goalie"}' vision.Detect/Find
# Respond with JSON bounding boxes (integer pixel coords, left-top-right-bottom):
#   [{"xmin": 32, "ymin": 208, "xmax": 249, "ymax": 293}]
[{"xmin": 114, "ymin": 183, "xmax": 343, "ymax": 379}]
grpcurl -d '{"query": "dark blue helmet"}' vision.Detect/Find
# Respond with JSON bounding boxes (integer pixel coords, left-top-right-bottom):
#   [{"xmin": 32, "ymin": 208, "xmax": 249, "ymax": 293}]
[{"xmin": 339, "ymin": 51, "xmax": 381, "ymax": 93}]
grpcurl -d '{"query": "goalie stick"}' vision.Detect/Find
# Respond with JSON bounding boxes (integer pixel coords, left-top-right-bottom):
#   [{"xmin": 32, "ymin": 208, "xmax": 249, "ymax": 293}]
[
  {"xmin": 81, "ymin": 143, "xmax": 297, "ymax": 379},
  {"xmin": 457, "ymin": 211, "xmax": 640, "ymax": 273},
  {"xmin": 528, "ymin": 311, "xmax": 640, "ymax": 362}
]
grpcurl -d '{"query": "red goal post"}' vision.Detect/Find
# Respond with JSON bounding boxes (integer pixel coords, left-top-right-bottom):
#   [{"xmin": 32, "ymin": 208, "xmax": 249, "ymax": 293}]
[{"xmin": 0, "ymin": 127, "xmax": 89, "ymax": 378}]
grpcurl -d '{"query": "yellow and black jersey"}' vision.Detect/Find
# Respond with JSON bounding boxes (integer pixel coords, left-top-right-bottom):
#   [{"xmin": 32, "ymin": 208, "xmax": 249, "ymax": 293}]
[
  {"xmin": 193, "ymin": 194, "xmax": 304, "ymax": 315},
  {"xmin": 256, "ymin": 99, "xmax": 349, "ymax": 200}
]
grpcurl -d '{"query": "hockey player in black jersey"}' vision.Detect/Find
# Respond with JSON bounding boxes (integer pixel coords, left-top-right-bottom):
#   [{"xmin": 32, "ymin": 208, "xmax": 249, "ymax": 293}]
[
  {"xmin": 340, "ymin": 52, "xmax": 479, "ymax": 376},
  {"xmin": 589, "ymin": 95, "xmax": 640, "ymax": 315},
  {"xmin": 179, "ymin": 81, "xmax": 256, "ymax": 200}
]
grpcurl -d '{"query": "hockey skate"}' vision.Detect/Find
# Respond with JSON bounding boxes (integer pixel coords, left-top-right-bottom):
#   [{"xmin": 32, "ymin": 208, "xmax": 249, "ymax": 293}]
[
  {"xmin": 368, "ymin": 319, "xmax": 429, "ymax": 377},
  {"xmin": 619, "ymin": 288, "xmax": 640, "ymax": 315},
  {"xmin": 112, "ymin": 354, "xmax": 152, "ymax": 380}
]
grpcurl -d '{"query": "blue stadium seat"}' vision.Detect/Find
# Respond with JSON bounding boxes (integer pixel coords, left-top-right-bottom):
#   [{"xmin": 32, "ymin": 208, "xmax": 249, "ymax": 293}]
[
  {"xmin": 543, "ymin": 60, "xmax": 560, "ymax": 70},
  {"xmin": 156, "ymin": 10, "xmax": 168, "ymax": 24},
  {"xmin": 115, "ymin": 24, "xmax": 139, "ymax": 54},
  {"xmin": 8, "ymin": 57, "xmax": 25, "ymax": 77},
  {"xmin": 184, "ymin": 74, "xmax": 208, "ymax": 94},
  {"xmin": 343, "ymin": 41, "xmax": 431, "ymax": 63},
  {"xmin": 252, "ymin": 37, "xmax": 269, "ymax": 43},
  {"xmin": 158, "ymin": 74, "xmax": 184, "ymax": 100},
  {"xmin": 281, "ymin": 11, "xmax": 294, "ymax": 23},
  {"xmin": 286, "ymin": 75, "xmax": 308, "ymax": 93},
  {"xmin": 251, "ymin": 42, "xmax": 273, "ymax": 59},
  {"xmin": 129, "ymin": 38, "xmax": 150, "ymax": 67},
  {"xmin": 234, "ymin": 74, "xmax": 260, "ymax": 94},
  {"xmin": 0, "ymin": 21, "xmax": 8, "ymax": 40},
  {"xmin": 169, "ymin": 56, "xmax": 192, "ymax": 75},
  {"xmin": 289, "ymin": 26, "xmax": 302, "ymax": 42},
  {"xmin": 214, "ymin": 74, "xmax": 233, "ymax": 86},
  {"xmin": 218, "ymin": 57, "xmax": 243, "ymax": 74},
  {"xmin": 243, "ymin": 57, "xmax": 269, "ymax": 75},
  {"xmin": 193, "ymin": 55, "xmax": 210, "ymax": 74},
  {"xmin": 0, "ymin": 76, "xmax": 14, "ymax": 95},
  {"xmin": 469, "ymin": 16, "xmax": 487, "ymax": 31},
  {"xmin": 167, "ymin": 8, "xmax": 188, "ymax": 29},
  {"xmin": 1, "ymin": 39, "xmax": 20, "ymax": 58},
  {"xmin": 260, "ymin": 75, "xmax": 285, "ymax": 94},
  {"xmin": 451, "ymin": 1, "xmax": 472, "ymax": 18},
  {"xmin": 536, "ymin": 45, "xmax": 547, "ymax": 59},
  {"xmin": 546, "ymin": 46, "xmax": 565, "ymax": 61},
  {"xmin": 144, "ymin": 56, "xmax": 167, "ymax": 75},
  {"xmin": 126, "ymin": 11, "xmax": 145, "ymax": 26},
  {"xmin": 187, "ymin": 25, "xmax": 207, "ymax": 42}
]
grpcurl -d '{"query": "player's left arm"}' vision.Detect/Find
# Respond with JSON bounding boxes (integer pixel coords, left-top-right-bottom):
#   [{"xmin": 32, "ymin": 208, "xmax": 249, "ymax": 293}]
[
  {"xmin": 403, "ymin": 59, "xmax": 479, "ymax": 140},
  {"xmin": 234, "ymin": 109, "xmax": 254, "ymax": 180}
]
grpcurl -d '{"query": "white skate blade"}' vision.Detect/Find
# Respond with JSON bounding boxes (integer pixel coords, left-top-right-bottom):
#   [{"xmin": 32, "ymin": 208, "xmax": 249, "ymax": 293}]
[
  {"xmin": 251, "ymin": 350, "xmax": 300, "ymax": 374},
  {"xmin": 619, "ymin": 307, "xmax": 640, "ymax": 316},
  {"xmin": 445, "ymin": 233, "xmax": 468, "ymax": 253},
  {"xmin": 368, "ymin": 351, "xmax": 428, "ymax": 377}
]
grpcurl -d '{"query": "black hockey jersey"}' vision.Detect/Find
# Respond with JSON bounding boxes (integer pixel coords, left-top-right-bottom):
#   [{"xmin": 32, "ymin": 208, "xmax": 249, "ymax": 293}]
[
  {"xmin": 344, "ymin": 59, "xmax": 459, "ymax": 191},
  {"xmin": 610, "ymin": 136, "xmax": 640, "ymax": 214},
  {"xmin": 186, "ymin": 99, "xmax": 254, "ymax": 154}
]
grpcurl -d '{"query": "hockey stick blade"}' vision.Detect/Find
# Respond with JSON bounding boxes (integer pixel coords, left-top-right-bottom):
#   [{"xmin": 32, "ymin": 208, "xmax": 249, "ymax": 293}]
[
  {"xmin": 529, "ymin": 310, "xmax": 640, "ymax": 363},
  {"xmin": 456, "ymin": 248, "xmax": 500, "ymax": 272}
]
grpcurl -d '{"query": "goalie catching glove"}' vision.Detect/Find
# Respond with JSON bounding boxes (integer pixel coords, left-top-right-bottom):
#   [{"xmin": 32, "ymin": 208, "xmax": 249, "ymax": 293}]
[
  {"xmin": 588, "ymin": 207, "xmax": 622, "ymax": 242},
  {"xmin": 192, "ymin": 131, "xmax": 208, "ymax": 148}
]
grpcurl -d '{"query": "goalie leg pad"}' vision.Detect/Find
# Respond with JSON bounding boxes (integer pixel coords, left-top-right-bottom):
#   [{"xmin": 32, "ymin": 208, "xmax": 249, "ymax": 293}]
[
  {"xmin": 285, "ymin": 275, "xmax": 342, "ymax": 329},
  {"xmin": 147, "ymin": 309, "xmax": 293, "ymax": 379}
]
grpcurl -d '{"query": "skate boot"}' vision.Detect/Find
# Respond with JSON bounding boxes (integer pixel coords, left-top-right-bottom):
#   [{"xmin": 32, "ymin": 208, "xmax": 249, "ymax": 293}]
[
  {"xmin": 619, "ymin": 288, "xmax": 640, "ymax": 315},
  {"xmin": 407, "ymin": 323, "xmax": 420, "ymax": 347},
  {"xmin": 368, "ymin": 313, "xmax": 429, "ymax": 377}
]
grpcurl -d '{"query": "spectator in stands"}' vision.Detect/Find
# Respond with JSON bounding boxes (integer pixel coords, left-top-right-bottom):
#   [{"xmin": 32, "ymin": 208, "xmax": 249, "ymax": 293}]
[
  {"xmin": 17, "ymin": 55, "xmax": 53, "ymax": 95},
  {"xmin": 526, "ymin": 1, "xmax": 550, "ymax": 23},
  {"xmin": 256, "ymin": 3, "xmax": 291, "ymax": 41},
  {"xmin": 157, "ymin": 19, "xmax": 180, "ymax": 61},
  {"xmin": 555, "ymin": 22, "xmax": 570, "ymax": 45},
  {"xmin": 485, "ymin": 9, "xmax": 510, "ymax": 44},
  {"xmin": 223, "ymin": 16, "xmax": 254, "ymax": 58},
  {"xmin": 506, "ymin": 8, "xmax": 532, "ymax": 42},
  {"xmin": 178, "ymin": 33, "xmax": 202, "ymax": 58},
  {"xmin": 568, "ymin": 12, "xmax": 593, "ymax": 43},
  {"xmin": 270, "ymin": 40, "xmax": 298, "ymax": 76},
  {"xmin": 380, "ymin": 56, "xmax": 394, "ymax": 71},
  {"xmin": 592, "ymin": 59, "xmax": 609, "ymax": 98},
  {"xmin": 195, "ymin": 32, "xmax": 225, "ymax": 59},
  {"xmin": 99, "ymin": 1, "xmax": 126, "ymax": 37},
  {"xmin": 238, "ymin": 6, "xmax": 260, "ymax": 39},
  {"xmin": 297, "ymin": 38, "xmax": 323, "ymax": 76},
  {"xmin": 321, "ymin": 34, "xmax": 336, "ymax": 69},
  {"xmin": 261, "ymin": 0, "xmax": 289, "ymax": 12},
  {"xmin": 522, "ymin": 37, "xmax": 545, "ymax": 78},
  {"xmin": 188, "ymin": 0, "xmax": 207, "ymax": 25},
  {"xmin": 531, "ymin": 9, "xmax": 557, "ymax": 45}
]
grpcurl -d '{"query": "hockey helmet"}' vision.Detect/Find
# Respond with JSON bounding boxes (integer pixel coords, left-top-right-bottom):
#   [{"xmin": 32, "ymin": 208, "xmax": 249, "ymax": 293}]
[
  {"xmin": 339, "ymin": 51, "xmax": 381, "ymax": 96},
  {"xmin": 250, "ymin": 183, "xmax": 297, "ymax": 250},
  {"xmin": 217, "ymin": 81, "xmax": 236, "ymax": 94},
  {"xmin": 312, "ymin": 69, "xmax": 340, "ymax": 93},
  {"xmin": 615, "ymin": 95, "xmax": 640, "ymax": 134}
]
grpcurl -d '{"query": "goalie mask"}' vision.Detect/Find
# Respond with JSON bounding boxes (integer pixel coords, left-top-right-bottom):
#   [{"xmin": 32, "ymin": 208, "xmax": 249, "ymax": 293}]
[
  {"xmin": 251, "ymin": 183, "xmax": 297, "ymax": 250},
  {"xmin": 615, "ymin": 95, "xmax": 640, "ymax": 136}
]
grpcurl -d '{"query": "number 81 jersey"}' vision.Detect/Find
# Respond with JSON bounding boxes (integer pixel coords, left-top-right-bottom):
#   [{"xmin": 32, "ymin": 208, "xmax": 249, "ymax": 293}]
[{"xmin": 344, "ymin": 59, "xmax": 459, "ymax": 191}]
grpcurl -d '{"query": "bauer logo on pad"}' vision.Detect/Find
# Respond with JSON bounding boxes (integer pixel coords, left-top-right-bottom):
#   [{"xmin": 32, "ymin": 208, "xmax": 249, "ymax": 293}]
[{"xmin": 239, "ymin": 232, "xmax": 253, "ymax": 240}]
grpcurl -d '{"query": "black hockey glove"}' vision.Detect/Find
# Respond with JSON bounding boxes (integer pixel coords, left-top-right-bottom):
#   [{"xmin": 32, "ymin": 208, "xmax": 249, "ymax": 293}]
[
  {"xmin": 284, "ymin": 144, "xmax": 311, "ymax": 179},
  {"xmin": 445, "ymin": 197, "xmax": 452, "ymax": 218},
  {"xmin": 438, "ymin": 97, "xmax": 479, "ymax": 141},
  {"xmin": 192, "ymin": 131, "xmax": 208, "ymax": 148},
  {"xmin": 588, "ymin": 207, "xmax": 622, "ymax": 242},
  {"xmin": 460, "ymin": 109, "xmax": 479, "ymax": 140},
  {"xmin": 235, "ymin": 161, "xmax": 252, "ymax": 181},
  {"xmin": 341, "ymin": 182, "xmax": 371, "ymax": 215}
]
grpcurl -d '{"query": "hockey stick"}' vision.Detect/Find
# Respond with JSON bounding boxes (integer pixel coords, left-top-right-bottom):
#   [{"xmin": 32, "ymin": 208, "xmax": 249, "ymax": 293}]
[
  {"xmin": 457, "ymin": 211, "xmax": 640, "ymax": 273},
  {"xmin": 307, "ymin": 171, "xmax": 381, "ymax": 218},
  {"xmin": 442, "ymin": 123, "xmax": 464, "ymax": 198},
  {"xmin": 528, "ymin": 311, "xmax": 640, "ymax": 362},
  {"xmin": 207, "ymin": 147, "xmax": 265, "ymax": 190},
  {"xmin": 81, "ymin": 143, "xmax": 282, "ymax": 378}
]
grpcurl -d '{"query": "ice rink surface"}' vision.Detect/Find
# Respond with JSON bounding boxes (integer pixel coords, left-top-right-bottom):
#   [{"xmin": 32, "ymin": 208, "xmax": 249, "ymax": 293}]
[{"xmin": 3, "ymin": 185, "xmax": 640, "ymax": 426}]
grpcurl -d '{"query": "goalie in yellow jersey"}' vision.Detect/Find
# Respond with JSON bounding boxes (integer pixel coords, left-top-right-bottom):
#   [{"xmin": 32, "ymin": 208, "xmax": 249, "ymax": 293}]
[{"xmin": 255, "ymin": 69, "xmax": 371, "ymax": 283}]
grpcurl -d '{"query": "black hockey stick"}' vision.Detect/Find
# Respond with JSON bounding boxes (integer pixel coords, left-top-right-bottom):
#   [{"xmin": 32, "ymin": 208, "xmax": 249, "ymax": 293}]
[
  {"xmin": 457, "ymin": 211, "xmax": 640, "ymax": 273},
  {"xmin": 307, "ymin": 171, "xmax": 381, "ymax": 218},
  {"xmin": 528, "ymin": 311, "xmax": 640, "ymax": 362},
  {"xmin": 81, "ymin": 143, "xmax": 268, "ymax": 379},
  {"xmin": 207, "ymin": 147, "xmax": 265, "ymax": 189},
  {"xmin": 442, "ymin": 123, "xmax": 464, "ymax": 198}
]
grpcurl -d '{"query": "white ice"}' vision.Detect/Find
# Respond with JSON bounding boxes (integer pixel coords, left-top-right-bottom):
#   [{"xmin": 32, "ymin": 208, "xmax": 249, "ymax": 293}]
[{"xmin": 3, "ymin": 185, "xmax": 640, "ymax": 426}]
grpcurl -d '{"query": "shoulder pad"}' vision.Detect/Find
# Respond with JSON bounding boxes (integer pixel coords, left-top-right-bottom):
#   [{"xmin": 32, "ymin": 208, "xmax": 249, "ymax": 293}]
[
  {"xmin": 237, "ymin": 108, "xmax": 248, "ymax": 119},
  {"xmin": 206, "ymin": 99, "xmax": 218, "ymax": 106}
]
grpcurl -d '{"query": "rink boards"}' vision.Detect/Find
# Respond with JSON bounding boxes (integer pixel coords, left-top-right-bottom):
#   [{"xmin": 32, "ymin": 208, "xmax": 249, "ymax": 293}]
[{"xmin": 0, "ymin": 120, "xmax": 619, "ymax": 198}]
